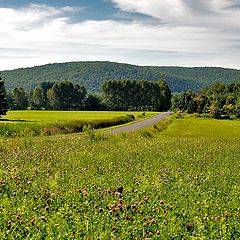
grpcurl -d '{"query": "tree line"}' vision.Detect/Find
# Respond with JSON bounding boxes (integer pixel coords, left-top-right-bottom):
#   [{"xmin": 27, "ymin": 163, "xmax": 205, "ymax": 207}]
[
  {"xmin": 6, "ymin": 81, "xmax": 103, "ymax": 111},
  {"xmin": 102, "ymin": 80, "xmax": 171, "ymax": 111},
  {"xmin": 1, "ymin": 78, "xmax": 171, "ymax": 114},
  {"xmin": 172, "ymin": 82, "xmax": 240, "ymax": 118},
  {"xmin": 1, "ymin": 74, "xmax": 240, "ymax": 118}
]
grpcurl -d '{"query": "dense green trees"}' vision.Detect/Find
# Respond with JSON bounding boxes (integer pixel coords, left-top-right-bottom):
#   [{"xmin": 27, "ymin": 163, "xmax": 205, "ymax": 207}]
[
  {"xmin": 0, "ymin": 77, "xmax": 8, "ymax": 116},
  {"xmin": 6, "ymin": 79, "xmax": 172, "ymax": 112},
  {"xmin": 172, "ymin": 82, "xmax": 240, "ymax": 118},
  {"xmin": 84, "ymin": 94, "xmax": 105, "ymax": 110},
  {"xmin": 6, "ymin": 79, "xmax": 171, "ymax": 112},
  {"xmin": 102, "ymin": 80, "xmax": 171, "ymax": 111},
  {"xmin": 47, "ymin": 81, "xmax": 87, "ymax": 110},
  {"xmin": 6, "ymin": 81, "xmax": 89, "ymax": 111}
]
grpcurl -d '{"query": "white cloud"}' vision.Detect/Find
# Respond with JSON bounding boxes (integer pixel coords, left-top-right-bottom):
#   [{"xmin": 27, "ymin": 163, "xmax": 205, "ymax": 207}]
[
  {"xmin": 0, "ymin": 2, "xmax": 240, "ymax": 70},
  {"xmin": 112, "ymin": 0, "xmax": 189, "ymax": 23},
  {"xmin": 111, "ymin": 0, "xmax": 240, "ymax": 29}
]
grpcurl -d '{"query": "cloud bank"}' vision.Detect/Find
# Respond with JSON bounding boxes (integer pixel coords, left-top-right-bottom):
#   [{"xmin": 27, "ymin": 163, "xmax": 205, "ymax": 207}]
[{"xmin": 0, "ymin": 1, "xmax": 240, "ymax": 70}]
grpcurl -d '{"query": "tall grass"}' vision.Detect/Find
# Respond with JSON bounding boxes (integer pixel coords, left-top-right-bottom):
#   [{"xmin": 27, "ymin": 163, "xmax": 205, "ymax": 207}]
[{"xmin": 0, "ymin": 115, "xmax": 135, "ymax": 137}]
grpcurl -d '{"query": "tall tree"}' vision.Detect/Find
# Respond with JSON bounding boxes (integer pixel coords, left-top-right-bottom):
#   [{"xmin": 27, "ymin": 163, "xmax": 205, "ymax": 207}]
[
  {"xmin": 39, "ymin": 82, "xmax": 55, "ymax": 109},
  {"xmin": 6, "ymin": 91, "xmax": 15, "ymax": 110},
  {"xmin": 30, "ymin": 87, "xmax": 45, "ymax": 109},
  {"xmin": 159, "ymin": 80, "xmax": 172, "ymax": 111},
  {"xmin": 12, "ymin": 87, "xmax": 28, "ymax": 110},
  {"xmin": 0, "ymin": 76, "xmax": 8, "ymax": 116}
]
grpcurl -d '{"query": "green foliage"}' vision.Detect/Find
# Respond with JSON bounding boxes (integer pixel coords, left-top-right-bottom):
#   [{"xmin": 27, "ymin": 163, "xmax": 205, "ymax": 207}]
[
  {"xmin": 47, "ymin": 81, "xmax": 87, "ymax": 110},
  {"xmin": 11, "ymin": 87, "xmax": 29, "ymax": 110},
  {"xmin": 102, "ymin": 79, "xmax": 171, "ymax": 111},
  {"xmin": 0, "ymin": 76, "xmax": 8, "ymax": 116},
  {"xmin": 235, "ymin": 99, "xmax": 240, "ymax": 118},
  {"xmin": 6, "ymin": 91, "xmax": 15, "ymax": 109},
  {"xmin": 4, "ymin": 61, "xmax": 240, "ymax": 93},
  {"xmin": 160, "ymin": 66, "xmax": 240, "ymax": 87},
  {"xmin": 172, "ymin": 82, "xmax": 240, "ymax": 118},
  {"xmin": 0, "ymin": 117, "xmax": 239, "ymax": 238},
  {"xmin": 84, "ymin": 93, "xmax": 105, "ymax": 110},
  {"xmin": 30, "ymin": 87, "xmax": 45, "ymax": 110},
  {"xmin": 7, "ymin": 81, "xmax": 90, "ymax": 111}
]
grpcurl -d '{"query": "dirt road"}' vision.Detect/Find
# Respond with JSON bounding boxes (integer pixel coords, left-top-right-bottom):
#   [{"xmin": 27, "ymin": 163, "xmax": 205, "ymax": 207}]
[{"xmin": 103, "ymin": 112, "xmax": 171, "ymax": 134}]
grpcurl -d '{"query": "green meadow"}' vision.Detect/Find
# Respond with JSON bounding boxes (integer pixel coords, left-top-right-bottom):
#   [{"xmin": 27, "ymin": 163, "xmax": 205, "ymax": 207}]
[
  {"xmin": 4, "ymin": 110, "xmax": 156, "ymax": 122},
  {"xmin": 0, "ymin": 111, "xmax": 156, "ymax": 137},
  {"xmin": 0, "ymin": 115, "xmax": 239, "ymax": 239}
]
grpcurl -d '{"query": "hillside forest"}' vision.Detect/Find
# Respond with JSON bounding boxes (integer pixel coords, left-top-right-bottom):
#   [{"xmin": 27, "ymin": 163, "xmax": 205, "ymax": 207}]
[{"xmin": 2, "ymin": 61, "xmax": 240, "ymax": 93}]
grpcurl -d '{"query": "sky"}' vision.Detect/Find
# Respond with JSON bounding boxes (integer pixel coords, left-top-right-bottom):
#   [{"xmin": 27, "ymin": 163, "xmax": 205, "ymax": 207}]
[{"xmin": 0, "ymin": 0, "xmax": 240, "ymax": 70}]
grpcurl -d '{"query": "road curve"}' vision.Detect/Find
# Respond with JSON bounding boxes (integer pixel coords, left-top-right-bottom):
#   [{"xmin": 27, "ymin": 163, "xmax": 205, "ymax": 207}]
[{"xmin": 103, "ymin": 112, "xmax": 172, "ymax": 134}]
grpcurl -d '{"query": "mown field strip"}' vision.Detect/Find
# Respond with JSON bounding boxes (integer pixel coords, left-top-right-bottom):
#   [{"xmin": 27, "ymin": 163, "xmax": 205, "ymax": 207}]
[{"xmin": 3, "ymin": 110, "xmax": 157, "ymax": 122}]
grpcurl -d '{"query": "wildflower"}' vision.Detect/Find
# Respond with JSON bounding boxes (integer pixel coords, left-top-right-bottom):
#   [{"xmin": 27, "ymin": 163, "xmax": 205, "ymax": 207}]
[
  {"xmin": 40, "ymin": 215, "xmax": 47, "ymax": 221},
  {"xmin": 186, "ymin": 222, "xmax": 193, "ymax": 229},
  {"xmin": 149, "ymin": 219, "xmax": 156, "ymax": 224}
]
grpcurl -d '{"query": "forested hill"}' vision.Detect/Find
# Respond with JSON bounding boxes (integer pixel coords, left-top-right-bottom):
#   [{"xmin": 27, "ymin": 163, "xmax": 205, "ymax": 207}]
[{"xmin": 1, "ymin": 61, "xmax": 240, "ymax": 93}]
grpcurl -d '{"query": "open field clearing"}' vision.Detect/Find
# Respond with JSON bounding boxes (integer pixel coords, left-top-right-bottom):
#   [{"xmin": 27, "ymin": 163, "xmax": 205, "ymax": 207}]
[
  {"xmin": 0, "ymin": 116, "xmax": 239, "ymax": 239},
  {"xmin": 0, "ymin": 111, "xmax": 157, "ymax": 137}
]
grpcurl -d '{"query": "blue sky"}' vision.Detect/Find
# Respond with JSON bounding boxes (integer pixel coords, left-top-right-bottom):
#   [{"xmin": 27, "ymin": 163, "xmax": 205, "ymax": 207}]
[
  {"xmin": 0, "ymin": 0, "xmax": 240, "ymax": 70},
  {"xmin": 0, "ymin": 0, "xmax": 117, "ymax": 20}
]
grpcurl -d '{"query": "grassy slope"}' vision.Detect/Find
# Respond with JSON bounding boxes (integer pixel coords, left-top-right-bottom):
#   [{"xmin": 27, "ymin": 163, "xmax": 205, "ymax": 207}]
[
  {"xmin": 2, "ymin": 61, "xmax": 240, "ymax": 93},
  {"xmin": 0, "ymin": 117, "xmax": 239, "ymax": 239}
]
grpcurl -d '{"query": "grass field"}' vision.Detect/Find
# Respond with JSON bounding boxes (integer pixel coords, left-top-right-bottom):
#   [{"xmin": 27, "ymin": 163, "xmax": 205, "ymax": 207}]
[
  {"xmin": 0, "ymin": 116, "xmax": 239, "ymax": 239},
  {"xmin": 0, "ymin": 110, "xmax": 157, "ymax": 137},
  {"xmin": 162, "ymin": 117, "xmax": 240, "ymax": 138},
  {"xmin": 3, "ymin": 110, "xmax": 156, "ymax": 122}
]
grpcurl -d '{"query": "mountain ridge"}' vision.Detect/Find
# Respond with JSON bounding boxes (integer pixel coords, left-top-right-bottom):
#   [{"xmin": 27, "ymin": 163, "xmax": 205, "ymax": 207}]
[{"xmin": 1, "ymin": 61, "xmax": 240, "ymax": 93}]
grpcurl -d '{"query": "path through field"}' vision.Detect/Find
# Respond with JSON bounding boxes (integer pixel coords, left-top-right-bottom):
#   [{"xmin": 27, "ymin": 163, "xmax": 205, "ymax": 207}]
[{"xmin": 103, "ymin": 112, "xmax": 171, "ymax": 134}]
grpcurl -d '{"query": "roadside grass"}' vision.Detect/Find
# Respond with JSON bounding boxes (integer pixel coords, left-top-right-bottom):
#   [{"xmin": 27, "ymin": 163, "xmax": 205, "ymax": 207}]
[
  {"xmin": 0, "ymin": 111, "xmax": 157, "ymax": 137},
  {"xmin": 0, "ymin": 116, "xmax": 239, "ymax": 239}
]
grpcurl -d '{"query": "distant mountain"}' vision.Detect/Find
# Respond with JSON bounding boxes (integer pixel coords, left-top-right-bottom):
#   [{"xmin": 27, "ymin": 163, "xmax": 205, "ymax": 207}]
[{"xmin": 1, "ymin": 61, "xmax": 240, "ymax": 93}]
